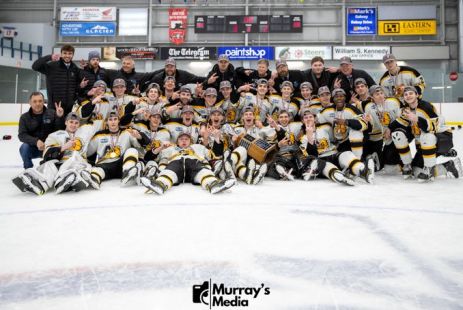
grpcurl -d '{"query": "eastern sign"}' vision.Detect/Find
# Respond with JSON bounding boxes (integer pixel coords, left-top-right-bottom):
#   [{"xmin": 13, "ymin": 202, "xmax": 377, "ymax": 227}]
[
  {"xmin": 347, "ymin": 7, "xmax": 376, "ymax": 35},
  {"xmin": 378, "ymin": 20, "xmax": 437, "ymax": 35},
  {"xmin": 333, "ymin": 46, "xmax": 391, "ymax": 60},
  {"xmin": 160, "ymin": 47, "xmax": 217, "ymax": 60},
  {"xmin": 275, "ymin": 46, "xmax": 332, "ymax": 60},
  {"xmin": 59, "ymin": 22, "xmax": 116, "ymax": 36},
  {"xmin": 217, "ymin": 46, "xmax": 274, "ymax": 60},
  {"xmin": 60, "ymin": 7, "xmax": 116, "ymax": 21}
]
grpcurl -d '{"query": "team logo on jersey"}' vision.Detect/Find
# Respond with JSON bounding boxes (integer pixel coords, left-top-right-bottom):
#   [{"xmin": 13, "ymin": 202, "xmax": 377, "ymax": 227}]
[
  {"xmin": 317, "ymin": 138, "xmax": 329, "ymax": 153},
  {"xmin": 334, "ymin": 124, "xmax": 347, "ymax": 137},
  {"xmin": 103, "ymin": 146, "xmax": 121, "ymax": 160},
  {"xmin": 146, "ymin": 139, "xmax": 161, "ymax": 151},
  {"xmin": 70, "ymin": 138, "xmax": 83, "ymax": 152},
  {"xmin": 226, "ymin": 108, "xmax": 237, "ymax": 123},
  {"xmin": 381, "ymin": 112, "xmax": 391, "ymax": 126},
  {"xmin": 411, "ymin": 123, "xmax": 421, "ymax": 136},
  {"xmin": 287, "ymin": 132, "xmax": 295, "ymax": 145}
]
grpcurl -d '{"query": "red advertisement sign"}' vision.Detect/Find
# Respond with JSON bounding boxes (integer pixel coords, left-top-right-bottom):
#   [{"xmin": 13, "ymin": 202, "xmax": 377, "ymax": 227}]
[{"xmin": 169, "ymin": 8, "xmax": 188, "ymax": 45}]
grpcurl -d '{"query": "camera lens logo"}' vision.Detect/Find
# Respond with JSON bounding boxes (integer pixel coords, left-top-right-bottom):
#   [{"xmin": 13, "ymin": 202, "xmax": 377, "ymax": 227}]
[{"xmin": 193, "ymin": 281, "xmax": 210, "ymax": 305}]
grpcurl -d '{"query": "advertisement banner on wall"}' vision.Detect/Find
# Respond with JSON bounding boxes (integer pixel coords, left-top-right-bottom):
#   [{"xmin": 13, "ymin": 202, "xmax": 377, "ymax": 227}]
[
  {"xmin": 347, "ymin": 7, "xmax": 376, "ymax": 35},
  {"xmin": 378, "ymin": 20, "xmax": 437, "ymax": 35},
  {"xmin": 275, "ymin": 46, "xmax": 332, "ymax": 60},
  {"xmin": 101, "ymin": 47, "xmax": 158, "ymax": 60},
  {"xmin": 333, "ymin": 46, "xmax": 390, "ymax": 60},
  {"xmin": 217, "ymin": 46, "xmax": 274, "ymax": 60},
  {"xmin": 169, "ymin": 8, "xmax": 188, "ymax": 45},
  {"xmin": 59, "ymin": 22, "xmax": 116, "ymax": 36},
  {"xmin": 160, "ymin": 47, "xmax": 217, "ymax": 60},
  {"xmin": 60, "ymin": 7, "xmax": 117, "ymax": 21}
]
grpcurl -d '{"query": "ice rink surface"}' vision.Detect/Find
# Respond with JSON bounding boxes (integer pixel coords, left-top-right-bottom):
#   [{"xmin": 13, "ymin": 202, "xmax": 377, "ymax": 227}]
[{"xmin": 0, "ymin": 125, "xmax": 462, "ymax": 310}]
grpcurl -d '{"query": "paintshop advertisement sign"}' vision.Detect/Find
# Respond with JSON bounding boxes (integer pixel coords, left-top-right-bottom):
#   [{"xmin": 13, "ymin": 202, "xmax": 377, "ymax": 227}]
[{"xmin": 217, "ymin": 46, "xmax": 274, "ymax": 60}]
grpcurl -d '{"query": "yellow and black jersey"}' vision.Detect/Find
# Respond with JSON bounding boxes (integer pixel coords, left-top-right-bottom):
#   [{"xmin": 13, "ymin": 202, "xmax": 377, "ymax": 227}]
[
  {"xmin": 267, "ymin": 94, "xmax": 300, "ymax": 121},
  {"xmin": 379, "ymin": 66, "xmax": 426, "ymax": 98},
  {"xmin": 389, "ymin": 99, "xmax": 443, "ymax": 136},
  {"xmin": 164, "ymin": 121, "xmax": 201, "ymax": 144},
  {"xmin": 87, "ymin": 129, "xmax": 143, "ymax": 164},
  {"xmin": 239, "ymin": 92, "xmax": 273, "ymax": 124},
  {"xmin": 363, "ymin": 97, "xmax": 402, "ymax": 142}
]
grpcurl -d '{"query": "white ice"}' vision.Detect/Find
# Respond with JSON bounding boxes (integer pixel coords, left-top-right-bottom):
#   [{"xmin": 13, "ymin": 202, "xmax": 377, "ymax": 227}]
[{"xmin": 0, "ymin": 125, "xmax": 463, "ymax": 310}]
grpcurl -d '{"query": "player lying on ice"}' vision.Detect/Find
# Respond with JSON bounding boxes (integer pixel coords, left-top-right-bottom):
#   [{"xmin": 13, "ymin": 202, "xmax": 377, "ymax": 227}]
[{"xmin": 140, "ymin": 130, "xmax": 236, "ymax": 195}]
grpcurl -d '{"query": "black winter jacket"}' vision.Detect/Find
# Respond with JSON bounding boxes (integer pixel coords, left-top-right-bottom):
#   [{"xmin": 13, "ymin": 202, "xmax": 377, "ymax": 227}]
[
  {"xmin": 32, "ymin": 55, "xmax": 80, "ymax": 114},
  {"xmin": 18, "ymin": 106, "xmax": 64, "ymax": 145},
  {"xmin": 203, "ymin": 63, "xmax": 236, "ymax": 91}
]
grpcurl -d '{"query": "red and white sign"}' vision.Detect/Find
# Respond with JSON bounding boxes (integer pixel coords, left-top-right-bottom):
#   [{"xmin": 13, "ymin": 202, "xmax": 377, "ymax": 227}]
[
  {"xmin": 169, "ymin": 8, "xmax": 188, "ymax": 45},
  {"xmin": 60, "ymin": 7, "xmax": 117, "ymax": 22}
]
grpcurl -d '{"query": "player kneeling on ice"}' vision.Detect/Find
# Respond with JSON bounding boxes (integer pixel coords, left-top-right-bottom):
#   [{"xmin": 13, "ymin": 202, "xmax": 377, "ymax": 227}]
[
  {"xmin": 87, "ymin": 112, "xmax": 149, "ymax": 187},
  {"xmin": 298, "ymin": 108, "xmax": 374, "ymax": 185},
  {"xmin": 141, "ymin": 131, "xmax": 236, "ymax": 194},
  {"xmin": 12, "ymin": 112, "xmax": 98, "ymax": 195},
  {"xmin": 389, "ymin": 86, "xmax": 461, "ymax": 181}
]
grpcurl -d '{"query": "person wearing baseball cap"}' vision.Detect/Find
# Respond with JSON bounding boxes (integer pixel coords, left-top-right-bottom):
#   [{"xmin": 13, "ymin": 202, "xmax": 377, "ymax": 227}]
[
  {"xmin": 316, "ymin": 86, "xmax": 333, "ymax": 109},
  {"xmin": 77, "ymin": 50, "xmax": 110, "ymax": 100},
  {"xmin": 379, "ymin": 53, "xmax": 425, "ymax": 99},
  {"xmin": 272, "ymin": 58, "xmax": 305, "ymax": 98},
  {"xmin": 333, "ymin": 55, "xmax": 375, "ymax": 102},
  {"xmin": 204, "ymin": 53, "xmax": 236, "ymax": 93},
  {"xmin": 352, "ymin": 77, "xmax": 370, "ymax": 110},
  {"xmin": 297, "ymin": 81, "xmax": 317, "ymax": 114}
]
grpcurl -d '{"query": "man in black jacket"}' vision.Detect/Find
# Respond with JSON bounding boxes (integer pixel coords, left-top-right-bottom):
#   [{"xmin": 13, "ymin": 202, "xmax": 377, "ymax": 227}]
[
  {"xmin": 203, "ymin": 54, "xmax": 236, "ymax": 91},
  {"xmin": 77, "ymin": 50, "xmax": 110, "ymax": 100},
  {"xmin": 272, "ymin": 59, "xmax": 306, "ymax": 98},
  {"xmin": 235, "ymin": 58, "xmax": 272, "ymax": 91},
  {"xmin": 106, "ymin": 55, "xmax": 152, "ymax": 95},
  {"xmin": 18, "ymin": 92, "xmax": 65, "ymax": 168},
  {"xmin": 140, "ymin": 58, "xmax": 205, "ymax": 93},
  {"xmin": 303, "ymin": 56, "xmax": 338, "ymax": 96},
  {"xmin": 333, "ymin": 56, "xmax": 376, "ymax": 102},
  {"xmin": 32, "ymin": 44, "xmax": 80, "ymax": 115}
]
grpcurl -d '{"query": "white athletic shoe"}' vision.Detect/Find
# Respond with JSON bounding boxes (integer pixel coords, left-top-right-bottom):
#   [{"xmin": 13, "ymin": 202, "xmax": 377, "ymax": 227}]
[
  {"xmin": 55, "ymin": 172, "xmax": 76, "ymax": 194},
  {"xmin": 141, "ymin": 177, "xmax": 166, "ymax": 195},
  {"xmin": 275, "ymin": 164, "xmax": 294, "ymax": 181},
  {"xmin": 81, "ymin": 170, "xmax": 100, "ymax": 190},
  {"xmin": 209, "ymin": 178, "xmax": 237, "ymax": 194},
  {"xmin": 332, "ymin": 170, "xmax": 355, "ymax": 186},
  {"xmin": 252, "ymin": 163, "xmax": 268, "ymax": 185},
  {"xmin": 245, "ymin": 159, "xmax": 256, "ymax": 184},
  {"xmin": 360, "ymin": 158, "xmax": 375, "ymax": 184},
  {"xmin": 121, "ymin": 165, "xmax": 139, "ymax": 185}
]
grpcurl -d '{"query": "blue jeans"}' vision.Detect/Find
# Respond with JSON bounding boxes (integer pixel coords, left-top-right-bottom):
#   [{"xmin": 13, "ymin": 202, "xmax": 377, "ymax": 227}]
[{"xmin": 19, "ymin": 143, "xmax": 42, "ymax": 169}]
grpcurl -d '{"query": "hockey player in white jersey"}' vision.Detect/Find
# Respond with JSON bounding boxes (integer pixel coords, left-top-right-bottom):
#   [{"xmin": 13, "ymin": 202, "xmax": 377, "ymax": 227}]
[
  {"xmin": 238, "ymin": 79, "xmax": 272, "ymax": 126},
  {"xmin": 361, "ymin": 85, "xmax": 402, "ymax": 170},
  {"xmin": 140, "ymin": 131, "xmax": 236, "ymax": 195},
  {"xmin": 226, "ymin": 106, "xmax": 277, "ymax": 185},
  {"xmin": 296, "ymin": 82, "xmax": 321, "ymax": 115},
  {"xmin": 12, "ymin": 112, "xmax": 100, "ymax": 195},
  {"xmin": 217, "ymin": 80, "xmax": 241, "ymax": 124},
  {"xmin": 164, "ymin": 105, "xmax": 201, "ymax": 143},
  {"xmin": 132, "ymin": 107, "xmax": 172, "ymax": 179},
  {"xmin": 379, "ymin": 54, "xmax": 426, "ymax": 100},
  {"xmin": 87, "ymin": 111, "xmax": 149, "ymax": 186},
  {"xmin": 107, "ymin": 78, "xmax": 139, "ymax": 123},
  {"xmin": 317, "ymin": 88, "xmax": 367, "ymax": 159},
  {"xmin": 299, "ymin": 108, "xmax": 374, "ymax": 185},
  {"xmin": 74, "ymin": 80, "xmax": 116, "ymax": 124},
  {"xmin": 389, "ymin": 86, "xmax": 461, "ymax": 181},
  {"xmin": 268, "ymin": 80, "xmax": 300, "ymax": 121},
  {"xmin": 266, "ymin": 111, "xmax": 301, "ymax": 180}
]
